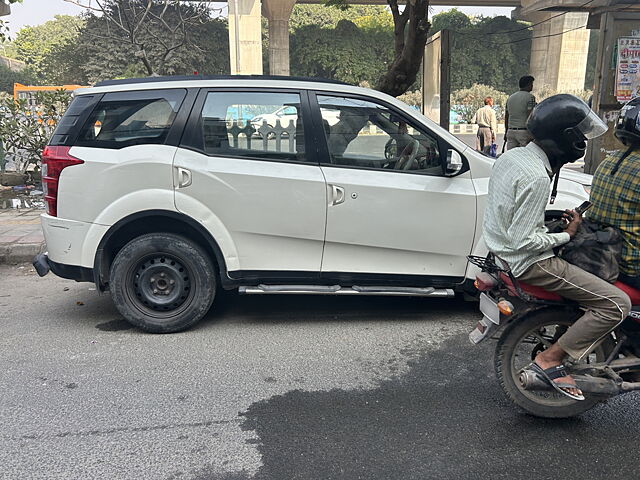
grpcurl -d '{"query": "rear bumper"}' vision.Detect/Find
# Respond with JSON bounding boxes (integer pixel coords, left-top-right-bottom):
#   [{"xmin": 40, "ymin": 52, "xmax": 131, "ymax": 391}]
[
  {"xmin": 33, "ymin": 252, "xmax": 94, "ymax": 283},
  {"xmin": 40, "ymin": 213, "xmax": 109, "ymax": 268}
]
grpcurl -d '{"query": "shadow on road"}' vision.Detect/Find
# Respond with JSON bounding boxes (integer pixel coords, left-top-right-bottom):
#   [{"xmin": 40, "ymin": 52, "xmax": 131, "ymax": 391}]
[{"xmin": 197, "ymin": 333, "xmax": 640, "ymax": 480}]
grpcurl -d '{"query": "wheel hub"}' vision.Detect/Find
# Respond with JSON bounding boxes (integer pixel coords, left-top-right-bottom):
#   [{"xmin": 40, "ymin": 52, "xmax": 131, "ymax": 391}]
[{"xmin": 133, "ymin": 256, "xmax": 191, "ymax": 312}]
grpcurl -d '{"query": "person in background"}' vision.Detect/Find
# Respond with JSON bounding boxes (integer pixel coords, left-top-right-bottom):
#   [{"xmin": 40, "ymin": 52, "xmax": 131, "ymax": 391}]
[
  {"xmin": 472, "ymin": 97, "xmax": 497, "ymax": 154},
  {"xmin": 588, "ymin": 97, "xmax": 640, "ymax": 288},
  {"xmin": 505, "ymin": 75, "xmax": 536, "ymax": 150}
]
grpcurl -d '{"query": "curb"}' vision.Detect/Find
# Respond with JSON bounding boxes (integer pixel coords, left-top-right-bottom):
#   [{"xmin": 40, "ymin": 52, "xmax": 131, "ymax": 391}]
[{"xmin": 0, "ymin": 242, "xmax": 46, "ymax": 264}]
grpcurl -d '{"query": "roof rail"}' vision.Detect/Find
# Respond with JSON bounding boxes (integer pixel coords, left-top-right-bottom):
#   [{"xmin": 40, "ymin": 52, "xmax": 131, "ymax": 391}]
[{"xmin": 94, "ymin": 74, "xmax": 351, "ymax": 87}]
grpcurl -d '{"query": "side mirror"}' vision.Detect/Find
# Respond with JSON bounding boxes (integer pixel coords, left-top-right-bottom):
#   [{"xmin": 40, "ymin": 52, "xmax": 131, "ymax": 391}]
[{"xmin": 446, "ymin": 149, "xmax": 463, "ymax": 176}]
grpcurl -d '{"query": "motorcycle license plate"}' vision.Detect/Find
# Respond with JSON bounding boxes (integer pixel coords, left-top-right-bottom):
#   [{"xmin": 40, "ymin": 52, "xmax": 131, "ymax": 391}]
[{"xmin": 469, "ymin": 293, "xmax": 501, "ymax": 345}]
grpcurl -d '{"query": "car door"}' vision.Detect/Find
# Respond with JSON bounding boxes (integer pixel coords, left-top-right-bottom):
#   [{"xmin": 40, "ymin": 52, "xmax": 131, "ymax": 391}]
[
  {"xmin": 173, "ymin": 89, "xmax": 327, "ymax": 275},
  {"xmin": 312, "ymin": 92, "xmax": 477, "ymax": 281}
]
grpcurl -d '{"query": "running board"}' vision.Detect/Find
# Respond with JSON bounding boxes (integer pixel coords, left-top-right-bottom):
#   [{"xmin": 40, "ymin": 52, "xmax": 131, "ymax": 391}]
[{"xmin": 238, "ymin": 284, "xmax": 455, "ymax": 297}]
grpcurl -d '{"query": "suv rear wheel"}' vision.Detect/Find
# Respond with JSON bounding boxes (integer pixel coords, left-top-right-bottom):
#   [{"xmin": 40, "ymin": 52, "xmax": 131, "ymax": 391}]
[{"xmin": 109, "ymin": 233, "xmax": 216, "ymax": 333}]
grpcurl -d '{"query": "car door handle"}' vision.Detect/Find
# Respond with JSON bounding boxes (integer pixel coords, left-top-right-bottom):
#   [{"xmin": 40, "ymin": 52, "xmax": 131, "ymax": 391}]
[
  {"xmin": 177, "ymin": 167, "xmax": 192, "ymax": 188},
  {"xmin": 329, "ymin": 184, "xmax": 345, "ymax": 206}
]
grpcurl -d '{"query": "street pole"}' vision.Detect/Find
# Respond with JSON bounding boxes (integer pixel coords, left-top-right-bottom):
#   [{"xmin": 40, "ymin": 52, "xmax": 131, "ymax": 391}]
[{"xmin": 233, "ymin": 0, "xmax": 241, "ymax": 75}]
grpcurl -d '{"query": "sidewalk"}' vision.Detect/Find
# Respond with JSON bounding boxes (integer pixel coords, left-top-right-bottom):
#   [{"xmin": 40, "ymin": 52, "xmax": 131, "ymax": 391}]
[{"xmin": 0, "ymin": 208, "xmax": 45, "ymax": 264}]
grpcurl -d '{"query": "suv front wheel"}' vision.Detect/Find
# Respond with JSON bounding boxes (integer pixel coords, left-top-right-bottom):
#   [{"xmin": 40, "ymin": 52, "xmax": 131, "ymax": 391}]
[{"xmin": 109, "ymin": 233, "xmax": 216, "ymax": 333}]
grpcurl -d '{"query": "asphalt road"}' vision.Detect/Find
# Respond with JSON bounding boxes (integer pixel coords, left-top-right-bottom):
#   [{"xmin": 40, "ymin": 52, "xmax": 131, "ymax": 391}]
[{"xmin": 2, "ymin": 264, "xmax": 638, "ymax": 480}]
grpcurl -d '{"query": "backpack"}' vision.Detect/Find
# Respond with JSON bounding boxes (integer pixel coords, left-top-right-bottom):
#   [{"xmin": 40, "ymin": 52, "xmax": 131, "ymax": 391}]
[{"xmin": 558, "ymin": 219, "xmax": 623, "ymax": 283}]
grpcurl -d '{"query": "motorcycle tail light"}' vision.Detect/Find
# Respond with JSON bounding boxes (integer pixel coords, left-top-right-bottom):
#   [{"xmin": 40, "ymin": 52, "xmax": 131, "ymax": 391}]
[
  {"xmin": 497, "ymin": 300, "xmax": 514, "ymax": 316},
  {"xmin": 474, "ymin": 272, "xmax": 498, "ymax": 291}
]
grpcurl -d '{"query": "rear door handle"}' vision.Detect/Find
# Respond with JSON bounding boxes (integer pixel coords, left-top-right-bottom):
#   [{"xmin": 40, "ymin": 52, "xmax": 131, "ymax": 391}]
[
  {"xmin": 329, "ymin": 184, "xmax": 345, "ymax": 206},
  {"xmin": 177, "ymin": 167, "xmax": 192, "ymax": 188}
]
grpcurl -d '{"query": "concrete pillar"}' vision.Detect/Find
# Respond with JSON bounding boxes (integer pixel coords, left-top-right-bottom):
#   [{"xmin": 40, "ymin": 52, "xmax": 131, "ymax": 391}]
[
  {"xmin": 519, "ymin": 7, "xmax": 590, "ymax": 92},
  {"xmin": 228, "ymin": 0, "xmax": 263, "ymax": 75},
  {"xmin": 262, "ymin": 0, "xmax": 296, "ymax": 76}
]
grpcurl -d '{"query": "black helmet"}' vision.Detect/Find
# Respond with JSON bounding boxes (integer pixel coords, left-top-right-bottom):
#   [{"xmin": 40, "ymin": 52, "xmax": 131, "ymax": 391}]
[
  {"xmin": 527, "ymin": 94, "xmax": 608, "ymax": 165},
  {"xmin": 615, "ymin": 97, "xmax": 640, "ymax": 146}
]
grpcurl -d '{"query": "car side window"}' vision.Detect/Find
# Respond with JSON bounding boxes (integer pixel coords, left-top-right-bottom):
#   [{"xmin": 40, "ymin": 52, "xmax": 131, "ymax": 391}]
[
  {"xmin": 317, "ymin": 95, "xmax": 442, "ymax": 175},
  {"xmin": 198, "ymin": 92, "xmax": 306, "ymax": 162},
  {"xmin": 76, "ymin": 89, "xmax": 186, "ymax": 149}
]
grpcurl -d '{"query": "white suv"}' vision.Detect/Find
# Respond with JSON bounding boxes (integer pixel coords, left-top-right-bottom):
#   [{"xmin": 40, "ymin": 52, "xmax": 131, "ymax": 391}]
[{"xmin": 33, "ymin": 75, "xmax": 592, "ymax": 332}]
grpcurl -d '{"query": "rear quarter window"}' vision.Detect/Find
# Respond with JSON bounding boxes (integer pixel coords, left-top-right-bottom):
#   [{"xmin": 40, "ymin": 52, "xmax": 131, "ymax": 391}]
[{"xmin": 75, "ymin": 89, "xmax": 186, "ymax": 149}]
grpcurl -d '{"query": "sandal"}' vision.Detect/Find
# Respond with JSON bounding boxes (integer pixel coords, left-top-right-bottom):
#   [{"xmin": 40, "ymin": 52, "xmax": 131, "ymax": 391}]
[{"xmin": 525, "ymin": 363, "xmax": 585, "ymax": 401}]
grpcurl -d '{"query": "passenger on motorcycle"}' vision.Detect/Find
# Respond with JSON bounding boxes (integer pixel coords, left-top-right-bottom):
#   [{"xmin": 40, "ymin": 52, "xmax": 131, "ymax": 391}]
[
  {"xmin": 588, "ymin": 97, "xmax": 640, "ymax": 289},
  {"xmin": 483, "ymin": 94, "xmax": 632, "ymax": 401}
]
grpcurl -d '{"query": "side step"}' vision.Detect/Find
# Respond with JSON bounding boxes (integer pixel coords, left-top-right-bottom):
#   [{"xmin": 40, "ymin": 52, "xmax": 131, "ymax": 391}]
[{"xmin": 238, "ymin": 284, "xmax": 455, "ymax": 297}]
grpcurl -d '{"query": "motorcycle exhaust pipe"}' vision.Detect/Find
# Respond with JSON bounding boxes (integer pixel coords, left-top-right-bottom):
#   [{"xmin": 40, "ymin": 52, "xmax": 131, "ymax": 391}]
[{"xmin": 519, "ymin": 371, "xmax": 621, "ymax": 396}]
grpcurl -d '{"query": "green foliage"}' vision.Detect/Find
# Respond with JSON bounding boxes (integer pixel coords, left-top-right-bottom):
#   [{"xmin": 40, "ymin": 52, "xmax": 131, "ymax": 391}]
[
  {"xmin": 289, "ymin": 6, "xmax": 395, "ymax": 86},
  {"xmin": 61, "ymin": 5, "xmax": 229, "ymax": 83},
  {"xmin": 290, "ymin": 18, "xmax": 394, "ymax": 86},
  {"xmin": 430, "ymin": 10, "xmax": 532, "ymax": 93},
  {"xmin": 534, "ymin": 84, "xmax": 593, "ymax": 103},
  {"xmin": 352, "ymin": 12, "xmax": 394, "ymax": 32},
  {"xmin": 451, "ymin": 83, "xmax": 508, "ymax": 123},
  {"xmin": 397, "ymin": 90, "xmax": 421, "ymax": 108},
  {"xmin": 12, "ymin": 15, "xmax": 85, "ymax": 82},
  {"xmin": 0, "ymin": 89, "xmax": 71, "ymax": 173},
  {"xmin": 289, "ymin": 4, "xmax": 390, "ymax": 31},
  {"xmin": 0, "ymin": 62, "xmax": 35, "ymax": 93}
]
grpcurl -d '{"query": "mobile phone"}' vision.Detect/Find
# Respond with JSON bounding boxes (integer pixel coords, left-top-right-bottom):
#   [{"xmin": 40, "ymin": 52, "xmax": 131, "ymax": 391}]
[{"xmin": 575, "ymin": 201, "xmax": 593, "ymax": 216}]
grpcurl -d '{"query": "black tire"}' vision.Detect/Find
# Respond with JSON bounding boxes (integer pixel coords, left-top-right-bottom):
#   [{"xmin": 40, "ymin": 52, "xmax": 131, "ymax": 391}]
[
  {"xmin": 495, "ymin": 307, "xmax": 609, "ymax": 418},
  {"xmin": 109, "ymin": 233, "xmax": 216, "ymax": 333}
]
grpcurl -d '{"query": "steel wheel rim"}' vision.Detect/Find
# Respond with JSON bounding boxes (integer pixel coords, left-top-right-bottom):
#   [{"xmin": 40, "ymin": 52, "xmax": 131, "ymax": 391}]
[{"xmin": 125, "ymin": 252, "xmax": 195, "ymax": 319}]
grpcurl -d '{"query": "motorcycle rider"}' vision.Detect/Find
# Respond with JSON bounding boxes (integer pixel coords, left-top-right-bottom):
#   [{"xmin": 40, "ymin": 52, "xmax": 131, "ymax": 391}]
[
  {"xmin": 483, "ymin": 94, "xmax": 632, "ymax": 400},
  {"xmin": 588, "ymin": 97, "xmax": 640, "ymax": 289}
]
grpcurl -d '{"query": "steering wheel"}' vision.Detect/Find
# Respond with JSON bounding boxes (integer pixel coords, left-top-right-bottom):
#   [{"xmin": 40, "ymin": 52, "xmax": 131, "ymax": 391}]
[{"xmin": 395, "ymin": 139, "xmax": 420, "ymax": 170}]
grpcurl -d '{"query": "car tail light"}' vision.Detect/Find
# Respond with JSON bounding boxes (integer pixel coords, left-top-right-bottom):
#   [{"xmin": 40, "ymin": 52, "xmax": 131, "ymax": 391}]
[
  {"xmin": 41, "ymin": 146, "xmax": 83, "ymax": 217},
  {"xmin": 474, "ymin": 272, "xmax": 498, "ymax": 291}
]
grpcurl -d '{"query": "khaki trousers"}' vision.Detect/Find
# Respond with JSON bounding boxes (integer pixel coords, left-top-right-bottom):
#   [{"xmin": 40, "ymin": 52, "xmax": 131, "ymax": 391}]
[
  {"xmin": 476, "ymin": 126, "xmax": 493, "ymax": 154},
  {"xmin": 517, "ymin": 257, "xmax": 631, "ymax": 360},
  {"xmin": 506, "ymin": 129, "xmax": 533, "ymax": 150}
]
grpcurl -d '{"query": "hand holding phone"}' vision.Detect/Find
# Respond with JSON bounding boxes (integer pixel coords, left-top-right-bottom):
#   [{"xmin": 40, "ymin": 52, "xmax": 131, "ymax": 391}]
[{"xmin": 575, "ymin": 201, "xmax": 593, "ymax": 216}]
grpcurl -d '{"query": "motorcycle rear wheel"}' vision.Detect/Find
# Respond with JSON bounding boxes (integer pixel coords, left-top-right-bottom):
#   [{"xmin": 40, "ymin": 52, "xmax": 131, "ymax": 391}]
[{"xmin": 495, "ymin": 307, "xmax": 610, "ymax": 418}]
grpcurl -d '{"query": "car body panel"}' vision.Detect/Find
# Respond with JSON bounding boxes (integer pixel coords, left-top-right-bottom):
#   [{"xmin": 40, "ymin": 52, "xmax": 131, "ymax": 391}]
[{"xmin": 172, "ymin": 149, "xmax": 327, "ymax": 272}]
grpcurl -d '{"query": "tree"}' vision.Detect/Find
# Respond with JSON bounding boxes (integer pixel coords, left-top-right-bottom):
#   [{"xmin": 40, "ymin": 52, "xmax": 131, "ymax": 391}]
[
  {"xmin": 0, "ymin": 89, "xmax": 71, "ymax": 173},
  {"xmin": 430, "ymin": 10, "xmax": 532, "ymax": 93},
  {"xmin": 378, "ymin": 0, "xmax": 430, "ymax": 97},
  {"xmin": 451, "ymin": 83, "xmax": 508, "ymax": 123},
  {"xmin": 53, "ymin": 10, "xmax": 228, "ymax": 83},
  {"xmin": 291, "ymin": 19, "xmax": 393, "ymax": 86},
  {"xmin": 0, "ymin": 62, "xmax": 35, "ymax": 93},
  {"xmin": 64, "ymin": 0, "xmax": 213, "ymax": 76},
  {"xmin": 289, "ymin": 4, "xmax": 389, "ymax": 31},
  {"xmin": 12, "ymin": 15, "xmax": 85, "ymax": 82}
]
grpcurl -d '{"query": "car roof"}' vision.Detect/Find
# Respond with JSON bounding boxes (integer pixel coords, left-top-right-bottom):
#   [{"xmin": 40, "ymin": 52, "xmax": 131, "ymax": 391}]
[
  {"xmin": 94, "ymin": 75, "xmax": 349, "ymax": 88},
  {"xmin": 78, "ymin": 75, "xmax": 356, "ymax": 96}
]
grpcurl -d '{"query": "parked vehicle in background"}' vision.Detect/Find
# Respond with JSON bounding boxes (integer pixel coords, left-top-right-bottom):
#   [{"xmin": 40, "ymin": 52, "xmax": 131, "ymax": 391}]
[{"xmin": 32, "ymin": 75, "xmax": 592, "ymax": 333}]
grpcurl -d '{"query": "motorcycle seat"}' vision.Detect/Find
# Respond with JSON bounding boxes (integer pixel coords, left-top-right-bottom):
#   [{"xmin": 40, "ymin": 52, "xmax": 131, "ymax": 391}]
[
  {"xmin": 499, "ymin": 273, "xmax": 563, "ymax": 301},
  {"xmin": 499, "ymin": 272, "xmax": 640, "ymax": 304}
]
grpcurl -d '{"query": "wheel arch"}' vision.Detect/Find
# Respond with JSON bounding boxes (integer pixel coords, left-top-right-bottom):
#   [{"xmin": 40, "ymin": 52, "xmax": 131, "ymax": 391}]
[{"xmin": 94, "ymin": 210, "xmax": 228, "ymax": 291}]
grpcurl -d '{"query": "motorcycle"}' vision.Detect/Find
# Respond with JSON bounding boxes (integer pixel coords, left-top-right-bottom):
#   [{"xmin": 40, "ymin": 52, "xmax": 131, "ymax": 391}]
[{"xmin": 467, "ymin": 253, "xmax": 640, "ymax": 418}]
